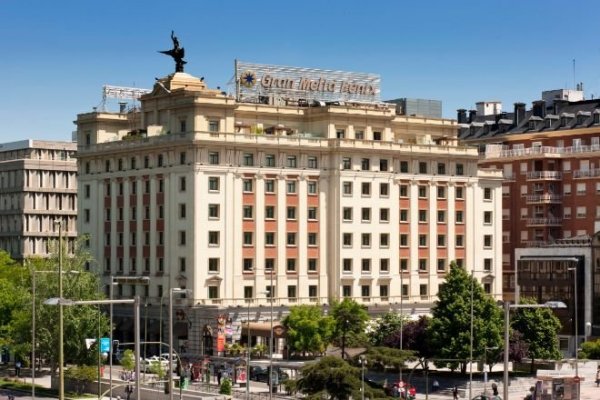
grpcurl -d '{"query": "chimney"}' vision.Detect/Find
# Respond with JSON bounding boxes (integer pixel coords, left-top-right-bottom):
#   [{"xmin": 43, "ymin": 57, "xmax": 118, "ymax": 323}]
[
  {"xmin": 532, "ymin": 100, "xmax": 546, "ymax": 118},
  {"xmin": 457, "ymin": 109, "xmax": 467, "ymax": 123},
  {"xmin": 468, "ymin": 109, "xmax": 477, "ymax": 123},
  {"xmin": 514, "ymin": 102, "xmax": 526, "ymax": 126}
]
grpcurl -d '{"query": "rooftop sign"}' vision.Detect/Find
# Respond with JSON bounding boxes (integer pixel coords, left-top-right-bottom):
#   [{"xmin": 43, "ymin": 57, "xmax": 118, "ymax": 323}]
[{"xmin": 235, "ymin": 60, "xmax": 381, "ymax": 104}]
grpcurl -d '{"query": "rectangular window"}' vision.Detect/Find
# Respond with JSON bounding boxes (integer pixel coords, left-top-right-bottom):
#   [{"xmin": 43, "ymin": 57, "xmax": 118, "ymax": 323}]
[
  {"xmin": 419, "ymin": 162, "xmax": 427, "ymax": 174},
  {"xmin": 243, "ymin": 179, "xmax": 253, "ymax": 192},
  {"xmin": 437, "ymin": 259, "xmax": 446, "ymax": 272},
  {"xmin": 456, "ymin": 210, "xmax": 464, "ymax": 223},
  {"xmin": 379, "ymin": 159, "xmax": 389, "ymax": 171},
  {"xmin": 420, "ymin": 284, "xmax": 428, "ymax": 296},
  {"xmin": 400, "ymin": 259, "xmax": 408, "ymax": 271},
  {"xmin": 400, "ymin": 161, "xmax": 409, "ymax": 173},
  {"xmin": 308, "ymin": 258, "xmax": 317, "ymax": 272},
  {"xmin": 208, "ymin": 286, "xmax": 219, "ymax": 299},
  {"xmin": 208, "ymin": 258, "xmax": 219, "ymax": 272},
  {"xmin": 400, "ymin": 209, "xmax": 408, "ymax": 222},
  {"xmin": 437, "ymin": 186, "xmax": 446, "ymax": 199},
  {"xmin": 243, "ymin": 205, "xmax": 253, "ymax": 219},
  {"xmin": 343, "ymin": 258, "xmax": 353, "ymax": 272},
  {"xmin": 437, "ymin": 210, "xmax": 446, "ymax": 223},
  {"xmin": 437, "ymin": 163, "xmax": 446, "ymax": 175},
  {"xmin": 400, "ymin": 234, "xmax": 408, "ymax": 247},
  {"xmin": 287, "ymin": 156, "xmax": 297, "ymax": 168},
  {"xmin": 179, "ymin": 204, "xmax": 186, "ymax": 219},
  {"xmin": 361, "ymin": 158, "xmax": 370, "ymax": 171},
  {"xmin": 308, "ymin": 156, "xmax": 318, "ymax": 169},
  {"xmin": 244, "ymin": 286, "xmax": 253, "ymax": 299},
  {"xmin": 456, "ymin": 163, "xmax": 464, "ymax": 176},
  {"xmin": 307, "ymin": 181, "xmax": 317, "ymax": 194},
  {"xmin": 208, "ymin": 231, "xmax": 220, "ymax": 245},
  {"xmin": 361, "ymin": 233, "xmax": 371, "ymax": 247},
  {"xmin": 484, "ymin": 211, "xmax": 492, "ymax": 224},
  {"xmin": 208, "ymin": 120, "xmax": 219, "ymax": 132},
  {"xmin": 287, "ymin": 232, "xmax": 297, "ymax": 246},
  {"xmin": 265, "ymin": 232, "xmax": 275, "ymax": 246},
  {"xmin": 484, "ymin": 187, "xmax": 492, "ymax": 200},
  {"xmin": 309, "ymin": 285, "xmax": 317, "ymax": 299},
  {"xmin": 343, "ymin": 182, "xmax": 353, "ymax": 195},
  {"xmin": 419, "ymin": 259, "xmax": 427, "ymax": 271},
  {"xmin": 265, "ymin": 179, "xmax": 275, "ymax": 193},
  {"xmin": 243, "ymin": 153, "xmax": 254, "ymax": 166},
  {"xmin": 265, "ymin": 258, "xmax": 275, "ymax": 271},
  {"xmin": 288, "ymin": 285, "xmax": 297, "ymax": 299},
  {"xmin": 265, "ymin": 154, "xmax": 275, "ymax": 167},
  {"xmin": 343, "ymin": 285, "xmax": 352, "ymax": 297},
  {"xmin": 361, "ymin": 182, "xmax": 371, "ymax": 196},
  {"xmin": 437, "ymin": 234, "xmax": 446, "ymax": 247},
  {"xmin": 355, "ymin": 130, "xmax": 364, "ymax": 139},
  {"xmin": 243, "ymin": 232, "xmax": 253, "ymax": 246},
  {"xmin": 380, "ymin": 208, "xmax": 389, "ymax": 222},
  {"xmin": 157, "ymin": 154, "xmax": 164, "ymax": 167},
  {"xmin": 380, "ymin": 233, "xmax": 389, "ymax": 248},
  {"xmin": 209, "ymin": 152, "xmax": 219, "ymax": 165},
  {"xmin": 455, "ymin": 186, "xmax": 464, "ymax": 199},
  {"xmin": 287, "ymin": 258, "xmax": 297, "ymax": 272},
  {"xmin": 456, "ymin": 235, "xmax": 464, "ymax": 247},
  {"xmin": 419, "ymin": 234, "xmax": 427, "ymax": 247},
  {"xmin": 343, "ymin": 233, "xmax": 352, "ymax": 247},
  {"xmin": 380, "ymin": 258, "xmax": 389, "ymax": 272},
  {"xmin": 208, "ymin": 177, "xmax": 219, "ymax": 191},
  {"xmin": 265, "ymin": 206, "xmax": 275, "ymax": 219},
  {"xmin": 308, "ymin": 207, "xmax": 318, "ymax": 220},
  {"xmin": 208, "ymin": 204, "xmax": 220, "ymax": 219},
  {"xmin": 419, "ymin": 209, "xmax": 427, "ymax": 222},
  {"xmin": 399, "ymin": 185, "xmax": 408, "ymax": 197},
  {"xmin": 380, "ymin": 183, "xmax": 389, "ymax": 197},
  {"xmin": 180, "ymin": 177, "xmax": 187, "ymax": 192},
  {"xmin": 287, "ymin": 206, "xmax": 296, "ymax": 220},
  {"xmin": 484, "ymin": 258, "xmax": 492, "ymax": 271},
  {"xmin": 342, "ymin": 157, "xmax": 351, "ymax": 170},
  {"xmin": 308, "ymin": 232, "xmax": 317, "ymax": 246},
  {"xmin": 243, "ymin": 258, "xmax": 254, "ymax": 271},
  {"xmin": 343, "ymin": 207, "xmax": 353, "ymax": 221},
  {"xmin": 336, "ymin": 129, "xmax": 345, "ymax": 139},
  {"xmin": 179, "ymin": 231, "xmax": 186, "ymax": 246},
  {"xmin": 361, "ymin": 259, "xmax": 371, "ymax": 273},
  {"xmin": 361, "ymin": 208, "xmax": 371, "ymax": 222},
  {"xmin": 286, "ymin": 180, "xmax": 297, "ymax": 194},
  {"xmin": 418, "ymin": 185, "xmax": 427, "ymax": 198}
]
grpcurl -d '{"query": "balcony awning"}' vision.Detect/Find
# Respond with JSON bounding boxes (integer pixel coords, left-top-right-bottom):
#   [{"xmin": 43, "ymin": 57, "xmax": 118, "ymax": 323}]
[{"xmin": 241, "ymin": 321, "xmax": 286, "ymax": 338}]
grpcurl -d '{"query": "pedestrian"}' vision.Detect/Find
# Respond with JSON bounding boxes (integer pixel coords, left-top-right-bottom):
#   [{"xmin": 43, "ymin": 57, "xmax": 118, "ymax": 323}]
[
  {"xmin": 596, "ymin": 366, "xmax": 600, "ymax": 387},
  {"xmin": 452, "ymin": 385, "xmax": 459, "ymax": 400},
  {"xmin": 217, "ymin": 368, "xmax": 222, "ymax": 385},
  {"xmin": 432, "ymin": 379, "xmax": 440, "ymax": 392},
  {"xmin": 15, "ymin": 360, "xmax": 21, "ymax": 377}
]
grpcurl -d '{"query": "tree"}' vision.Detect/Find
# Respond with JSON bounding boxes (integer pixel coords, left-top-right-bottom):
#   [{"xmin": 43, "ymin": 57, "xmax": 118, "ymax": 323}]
[
  {"xmin": 296, "ymin": 356, "xmax": 361, "ymax": 400},
  {"xmin": 511, "ymin": 297, "xmax": 562, "ymax": 372},
  {"xmin": 282, "ymin": 304, "xmax": 333, "ymax": 357},
  {"xmin": 580, "ymin": 338, "xmax": 600, "ymax": 359},
  {"xmin": 330, "ymin": 299, "xmax": 369, "ymax": 360},
  {"xmin": 384, "ymin": 316, "xmax": 433, "ymax": 359},
  {"xmin": 367, "ymin": 310, "xmax": 403, "ymax": 347},
  {"xmin": 427, "ymin": 262, "xmax": 503, "ymax": 373},
  {"xmin": 121, "ymin": 349, "xmax": 136, "ymax": 372},
  {"xmin": 219, "ymin": 378, "xmax": 232, "ymax": 395}
]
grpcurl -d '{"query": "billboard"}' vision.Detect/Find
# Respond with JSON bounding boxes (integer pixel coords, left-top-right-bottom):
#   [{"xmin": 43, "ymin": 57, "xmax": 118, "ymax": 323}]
[{"xmin": 235, "ymin": 60, "xmax": 381, "ymax": 104}]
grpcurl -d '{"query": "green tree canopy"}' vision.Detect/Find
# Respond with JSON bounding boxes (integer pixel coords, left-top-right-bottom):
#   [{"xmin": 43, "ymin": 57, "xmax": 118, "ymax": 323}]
[
  {"xmin": 282, "ymin": 304, "xmax": 333, "ymax": 357},
  {"xmin": 511, "ymin": 296, "xmax": 562, "ymax": 372},
  {"xmin": 296, "ymin": 356, "xmax": 362, "ymax": 400},
  {"xmin": 367, "ymin": 310, "xmax": 404, "ymax": 347},
  {"xmin": 330, "ymin": 299, "xmax": 369, "ymax": 359},
  {"xmin": 427, "ymin": 262, "xmax": 503, "ymax": 373}
]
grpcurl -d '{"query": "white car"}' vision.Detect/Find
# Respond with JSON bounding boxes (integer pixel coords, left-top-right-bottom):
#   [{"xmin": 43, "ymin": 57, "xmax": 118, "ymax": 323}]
[
  {"xmin": 141, "ymin": 356, "xmax": 168, "ymax": 372},
  {"xmin": 160, "ymin": 353, "xmax": 178, "ymax": 369}
]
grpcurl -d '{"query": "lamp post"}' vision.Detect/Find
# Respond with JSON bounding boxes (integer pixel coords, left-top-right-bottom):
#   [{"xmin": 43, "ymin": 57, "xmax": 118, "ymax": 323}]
[
  {"xmin": 568, "ymin": 266, "xmax": 580, "ymax": 400},
  {"xmin": 54, "ymin": 220, "xmax": 65, "ymax": 400},
  {"xmin": 246, "ymin": 299, "xmax": 251, "ymax": 400},
  {"xmin": 503, "ymin": 301, "xmax": 566, "ymax": 400},
  {"xmin": 399, "ymin": 271, "xmax": 404, "ymax": 384},
  {"xmin": 359, "ymin": 355, "xmax": 367, "ymax": 400},
  {"xmin": 45, "ymin": 296, "xmax": 141, "ymax": 400},
  {"xmin": 469, "ymin": 269, "xmax": 489, "ymax": 400},
  {"xmin": 268, "ymin": 270, "xmax": 274, "ymax": 399},
  {"xmin": 483, "ymin": 346, "xmax": 498, "ymax": 395},
  {"xmin": 169, "ymin": 288, "xmax": 188, "ymax": 400}
]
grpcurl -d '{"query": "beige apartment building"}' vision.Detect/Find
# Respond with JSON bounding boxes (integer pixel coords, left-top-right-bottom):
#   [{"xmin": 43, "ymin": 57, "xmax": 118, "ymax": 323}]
[
  {"xmin": 0, "ymin": 140, "xmax": 77, "ymax": 260},
  {"xmin": 75, "ymin": 63, "xmax": 502, "ymax": 356}
]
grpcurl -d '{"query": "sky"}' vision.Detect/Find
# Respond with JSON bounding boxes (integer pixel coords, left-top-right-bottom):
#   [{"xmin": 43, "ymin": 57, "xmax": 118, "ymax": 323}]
[{"xmin": 2, "ymin": 0, "xmax": 600, "ymax": 142}]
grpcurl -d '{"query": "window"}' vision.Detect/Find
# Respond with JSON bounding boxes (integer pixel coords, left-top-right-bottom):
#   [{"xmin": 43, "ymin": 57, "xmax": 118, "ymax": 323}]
[
  {"xmin": 343, "ymin": 233, "xmax": 352, "ymax": 247},
  {"xmin": 243, "ymin": 232, "xmax": 253, "ymax": 246},
  {"xmin": 286, "ymin": 181, "xmax": 297, "ymax": 194},
  {"xmin": 265, "ymin": 232, "xmax": 275, "ymax": 246},
  {"xmin": 400, "ymin": 209, "xmax": 408, "ymax": 222},
  {"xmin": 400, "ymin": 161, "xmax": 409, "ymax": 173},
  {"xmin": 379, "ymin": 159, "xmax": 389, "ymax": 171},
  {"xmin": 179, "ymin": 177, "xmax": 186, "ymax": 192},
  {"xmin": 336, "ymin": 128, "xmax": 345, "ymax": 139},
  {"xmin": 380, "ymin": 208, "xmax": 389, "ymax": 222},
  {"xmin": 179, "ymin": 231, "xmax": 186, "ymax": 246},
  {"xmin": 419, "ymin": 234, "xmax": 427, "ymax": 247},
  {"xmin": 208, "ymin": 286, "xmax": 219, "ymax": 299},
  {"xmin": 131, "ymin": 181, "xmax": 137, "ymax": 195},
  {"xmin": 243, "ymin": 179, "xmax": 253, "ymax": 192},
  {"xmin": 380, "ymin": 183, "xmax": 389, "ymax": 197},
  {"xmin": 84, "ymin": 209, "xmax": 90, "ymax": 223},
  {"xmin": 265, "ymin": 206, "xmax": 275, "ymax": 219},
  {"xmin": 265, "ymin": 258, "xmax": 275, "ymax": 271},
  {"xmin": 400, "ymin": 259, "xmax": 408, "ymax": 271},
  {"xmin": 157, "ymin": 154, "xmax": 164, "ymax": 167},
  {"xmin": 380, "ymin": 233, "xmax": 389, "ymax": 247},
  {"xmin": 343, "ymin": 207, "xmax": 353, "ymax": 221},
  {"xmin": 308, "ymin": 258, "xmax": 317, "ymax": 272},
  {"xmin": 361, "ymin": 233, "xmax": 371, "ymax": 247},
  {"xmin": 265, "ymin": 154, "xmax": 275, "ymax": 167},
  {"xmin": 577, "ymin": 183, "xmax": 586, "ymax": 195},
  {"xmin": 576, "ymin": 206, "xmax": 587, "ymax": 218},
  {"xmin": 484, "ymin": 258, "xmax": 492, "ymax": 271},
  {"xmin": 208, "ymin": 204, "xmax": 220, "ymax": 219},
  {"xmin": 355, "ymin": 130, "xmax": 364, "ymax": 139},
  {"xmin": 208, "ymin": 177, "xmax": 219, "ymax": 191},
  {"xmin": 564, "ymin": 183, "xmax": 571, "ymax": 195},
  {"xmin": 455, "ymin": 186, "xmax": 463, "ymax": 199},
  {"xmin": 343, "ymin": 259, "xmax": 353, "ymax": 272},
  {"xmin": 361, "ymin": 208, "xmax": 371, "ymax": 222},
  {"xmin": 400, "ymin": 234, "xmax": 408, "ymax": 247},
  {"xmin": 308, "ymin": 156, "xmax": 318, "ymax": 169},
  {"xmin": 361, "ymin": 285, "xmax": 370, "ymax": 299},
  {"xmin": 308, "ymin": 207, "xmax": 318, "ymax": 220},
  {"xmin": 243, "ymin": 259, "xmax": 254, "ymax": 271},
  {"xmin": 484, "ymin": 187, "xmax": 492, "ymax": 200},
  {"xmin": 287, "ymin": 258, "xmax": 296, "ymax": 272},
  {"xmin": 144, "ymin": 156, "xmax": 149, "ymax": 169},
  {"xmin": 437, "ymin": 210, "xmax": 446, "ymax": 223},
  {"xmin": 243, "ymin": 153, "xmax": 254, "ymax": 166},
  {"xmin": 265, "ymin": 179, "xmax": 275, "ymax": 193},
  {"xmin": 437, "ymin": 259, "xmax": 446, "ymax": 272},
  {"xmin": 288, "ymin": 285, "xmax": 297, "ymax": 299},
  {"xmin": 308, "ymin": 232, "xmax": 317, "ymax": 246},
  {"xmin": 478, "ymin": 210, "xmax": 491, "ymax": 226},
  {"xmin": 287, "ymin": 206, "xmax": 296, "ymax": 220},
  {"xmin": 308, "ymin": 285, "xmax": 317, "ymax": 299},
  {"xmin": 208, "ymin": 258, "xmax": 219, "ymax": 272},
  {"xmin": 419, "ymin": 259, "xmax": 427, "ymax": 271},
  {"xmin": 286, "ymin": 232, "xmax": 297, "ymax": 246},
  {"xmin": 343, "ymin": 285, "xmax": 352, "ymax": 297},
  {"xmin": 343, "ymin": 182, "xmax": 353, "ymax": 195},
  {"xmin": 307, "ymin": 181, "xmax": 317, "ymax": 194},
  {"xmin": 419, "ymin": 209, "xmax": 427, "ymax": 222},
  {"xmin": 361, "ymin": 158, "xmax": 370, "ymax": 170},
  {"xmin": 418, "ymin": 186, "xmax": 427, "ymax": 198},
  {"xmin": 105, "ymin": 160, "xmax": 111, "ymax": 172},
  {"xmin": 208, "ymin": 120, "xmax": 219, "ymax": 132},
  {"xmin": 286, "ymin": 156, "xmax": 297, "ymax": 168},
  {"xmin": 342, "ymin": 157, "xmax": 351, "ymax": 170},
  {"xmin": 456, "ymin": 163, "xmax": 464, "ymax": 176},
  {"xmin": 437, "ymin": 163, "xmax": 446, "ymax": 175},
  {"xmin": 419, "ymin": 162, "xmax": 427, "ymax": 174},
  {"xmin": 361, "ymin": 259, "xmax": 371, "ymax": 273},
  {"xmin": 380, "ymin": 258, "xmax": 389, "ymax": 273},
  {"xmin": 437, "ymin": 186, "xmax": 446, "ymax": 199},
  {"xmin": 456, "ymin": 211, "xmax": 464, "ymax": 223},
  {"xmin": 437, "ymin": 234, "xmax": 446, "ymax": 247},
  {"xmin": 243, "ymin": 205, "xmax": 253, "ymax": 219},
  {"xmin": 179, "ymin": 204, "xmax": 186, "ymax": 219},
  {"xmin": 420, "ymin": 284, "xmax": 428, "ymax": 297},
  {"xmin": 361, "ymin": 182, "xmax": 371, "ymax": 196},
  {"xmin": 209, "ymin": 152, "xmax": 219, "ymax": 165},
  {"xmin": 399, "ymin": 184, "xmax": 408, "ymax": 197},
  {"xmin": 484, "ymin": 235, "xmax": 493, "ymax": 248},
  {"xmin": 373, "ymin": 131, "xmax": 382, "ymax": 141},
  {"xmin": 208, "ymin": 231, "xmax": 220, "ymax": 245},
  {"xmin": 84, "ymin": 184, "xmax": 90, "ymax": 198},
  {"xmin": 456, "ymin": 235, "xmax": 464, "ymax": 247},
  {"xmin": 244, "ymin": 286, "xmax": 253, "ymax": 299}
]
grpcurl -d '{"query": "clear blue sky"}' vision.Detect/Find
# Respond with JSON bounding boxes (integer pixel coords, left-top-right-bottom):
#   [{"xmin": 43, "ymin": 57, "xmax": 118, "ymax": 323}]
[{"xmin": 2, "ymin": 0, "xmax": 600, "ymax": 142}]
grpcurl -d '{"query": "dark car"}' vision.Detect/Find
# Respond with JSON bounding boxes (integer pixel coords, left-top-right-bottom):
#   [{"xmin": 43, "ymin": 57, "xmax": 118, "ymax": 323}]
[
  {"xmin": 251, "ymin": 367, "xmax": 289, "ymax": 383},
  {"xmin": 472, "ymin": 396, "xmax": 502, "ymax": 400}
]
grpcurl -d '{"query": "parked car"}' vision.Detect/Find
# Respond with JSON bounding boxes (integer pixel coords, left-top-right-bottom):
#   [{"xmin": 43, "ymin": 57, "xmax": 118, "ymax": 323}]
[
  {"xmin": 141, "ymin": 355, "xmax": 168, "ymax": 372},
  {"xmin": 252, "ymin": 367, "xmax": 289, "ymax": 383},
  {"xmin": 160, "ymin": 353, "xmax": 178, "ymax": 369}
]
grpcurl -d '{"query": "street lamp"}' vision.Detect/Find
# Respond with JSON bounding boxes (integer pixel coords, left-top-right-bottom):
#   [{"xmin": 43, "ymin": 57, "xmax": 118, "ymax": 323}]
[
  {"xmin": 469, "ymin": 269, "xmax": 491, "ymax": 400},
  {"xmin": 54, "ymin": 220, "xmax": 65, "ymax": 400},
  {"xmin": 31, "ymin": 267, "xmax": 79, "ymax": 400},
  {"xmin": 169, "ymin": 288, "xmax": 189, "ymax": 400},
  {"xmin": 399, "ymin": 271, "xmax": 404, "ymax": 384},
  {"xmin": 359, "ymin": 355, "xmax": 367, "ymax": 400},
  {"xmin": 483, "ymin": 346, "xmax": 498, "ymax": 395},
  {"xmin": 503, "ymin": 301, "xmax": 566, "ymax": 400},
  {"xmin": 568, "ymin": 266, "xmax": 580, "ymax": 400},
  {"xmin": 110, "ymin": 276, "xmax": 149, "ymax": 400}
]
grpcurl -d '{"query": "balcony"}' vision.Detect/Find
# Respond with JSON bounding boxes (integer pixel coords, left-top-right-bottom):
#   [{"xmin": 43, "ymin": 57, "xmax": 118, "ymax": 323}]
[
  {"xmin": 525, "ymin": 194, "xmax": 562, "ymax": 204},
  {"xmin": 484, "ymin": 143, "xmax": 600, "ymax": 160},
  {"xmin": 526, "ymin": 217, "xmax": 562, "ymax": 227},
  {"xmin": 573, "ymin": 168, "xmax": 600, "ymax": 178},
  {"xmin": 526, "ymin": 171, "xmax": 562, "ymax": 180}
]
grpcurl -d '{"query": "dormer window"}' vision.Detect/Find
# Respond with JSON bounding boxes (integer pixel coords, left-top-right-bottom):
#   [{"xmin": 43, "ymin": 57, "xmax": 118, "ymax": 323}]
[
  {"xmin": 595, "ymin": 112, "xmax": 600, "ymax": 124},
  {"xmin": 528, "ymin": 121, "xmax": 536, "ymax": 130}
]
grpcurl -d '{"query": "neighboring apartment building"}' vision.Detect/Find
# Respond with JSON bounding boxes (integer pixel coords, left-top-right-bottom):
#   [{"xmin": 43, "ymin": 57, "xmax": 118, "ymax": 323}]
[
  {"xmin": 0, "ymin": 140, "xmax": 77, "ymax": 260},
  {"xmin": 459, "ymin": 89, "xmax": 600, "ymax": 354},
  {"xmin": 76, "ymin": 62, "xmax": 503, "ymax": 356}
]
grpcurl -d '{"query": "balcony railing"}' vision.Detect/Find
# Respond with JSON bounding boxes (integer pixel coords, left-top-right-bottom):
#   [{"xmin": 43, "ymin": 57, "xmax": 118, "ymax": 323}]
[
  {"xmin": 526, "ymin": 171, "xmax": 562, "ymax": 180},
  {"xmin": 485, "ymin": 143, "xmax": 600, "ymax": 159},
  {"xmin": 526, "ymin": 217, "xmax": 562, "ymax": 226},
  {"xmin": 573, "ymin": 168, "xmax": 600, "ymax": 178},
  {"xmin": 525, "ymin": 194, "xmax": 562, "ymax": 203}
]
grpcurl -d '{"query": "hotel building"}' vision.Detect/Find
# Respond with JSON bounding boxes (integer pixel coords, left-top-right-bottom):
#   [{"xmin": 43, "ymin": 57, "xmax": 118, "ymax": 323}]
[
  {"xmin": 0, "ymin": 140, "xmax": 77, "ymax": 260},
  {"xmin": 76, "ymin": 62, "xmax": 502, "ymax": 355}
]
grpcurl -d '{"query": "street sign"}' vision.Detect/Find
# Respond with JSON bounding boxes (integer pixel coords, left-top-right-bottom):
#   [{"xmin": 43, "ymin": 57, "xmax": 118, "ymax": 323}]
[{"xmin": 100, "ymin": 337, "xmax": 110, "ymax": 353}]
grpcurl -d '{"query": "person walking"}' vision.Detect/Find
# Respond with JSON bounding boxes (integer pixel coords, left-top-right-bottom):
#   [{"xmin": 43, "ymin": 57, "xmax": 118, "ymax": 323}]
[
  {"xmin": 596, "ymin": 366, "xmax": 600, "ymax": 387},
  {"xmin": 15, "ymin": 360, "xmax": 21, "ymax": 377},
  {"xmin": 452, "ymin": 385, "xmax": 459, "ymax": 400},
  {"xmin": 432, "ymin": 379, "xmax": 440, "ymax": 392},
  {"xmin": 217, "ymin": 368, "xmax": 222, "ymax": 385}
]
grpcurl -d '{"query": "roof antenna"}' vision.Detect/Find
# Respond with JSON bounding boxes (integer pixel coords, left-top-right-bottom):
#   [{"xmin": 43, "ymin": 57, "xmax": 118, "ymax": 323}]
[{"xmin": 572, "ymin": 59, "xmax": 576, "ymax": 90}]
